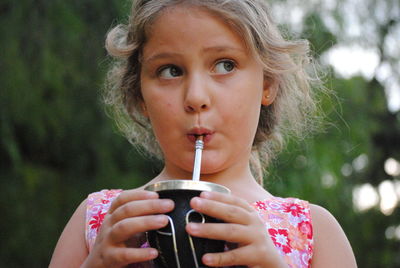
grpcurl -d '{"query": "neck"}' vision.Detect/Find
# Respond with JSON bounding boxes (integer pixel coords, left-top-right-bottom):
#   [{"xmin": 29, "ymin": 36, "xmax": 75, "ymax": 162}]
[
  {"xmin": 149, "ymin": 162, "xmax": 272, "ymax": 203},
  {"xmin": 154, "ymin": 158, "xmax": 254, "ymax": 183}
]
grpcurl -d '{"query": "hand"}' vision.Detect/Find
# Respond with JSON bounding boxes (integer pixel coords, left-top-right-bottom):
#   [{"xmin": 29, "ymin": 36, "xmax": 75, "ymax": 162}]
[
  {"xmin": 82, "ymin": 189, "xmax": 174, "ymax": 268},
  {"xmin": 186, "ymin": 191, "xmax": 287, "ymax": 268}
]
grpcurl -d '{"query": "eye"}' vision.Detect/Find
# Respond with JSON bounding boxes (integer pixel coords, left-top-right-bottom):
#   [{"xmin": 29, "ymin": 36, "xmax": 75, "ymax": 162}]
[
  {"xmin": 213, "ymin": 60, "xmax": 236, "ymax": 74},
  {"xmin": 158, "ymin": 65, "xmax": 183, "ymax": 78}
]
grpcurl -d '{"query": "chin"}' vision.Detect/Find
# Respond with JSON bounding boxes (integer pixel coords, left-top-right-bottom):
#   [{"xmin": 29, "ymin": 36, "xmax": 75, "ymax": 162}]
[{"xmin": 198, "ymin": 161, "xmax": 226, "ymax": 175}]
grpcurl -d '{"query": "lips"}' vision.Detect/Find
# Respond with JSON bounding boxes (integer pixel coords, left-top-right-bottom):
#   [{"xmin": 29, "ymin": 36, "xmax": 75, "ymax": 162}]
[{"xmin": 187, "ymin": 127, "xmax": 214, "ymax": 143}]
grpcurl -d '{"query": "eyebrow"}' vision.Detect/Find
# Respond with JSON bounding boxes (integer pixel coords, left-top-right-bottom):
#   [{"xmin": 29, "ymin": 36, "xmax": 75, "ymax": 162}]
[
  {"xmin": 143, "ymin": 52, "xmax": 182, "ymax": 64},
  {"xmin": 143, "ymin": 46, "xmax": 246, "ymax": 63},
  {"xmin": 202, "ymin": 45, "xmax": 246, "ymax": 54}
]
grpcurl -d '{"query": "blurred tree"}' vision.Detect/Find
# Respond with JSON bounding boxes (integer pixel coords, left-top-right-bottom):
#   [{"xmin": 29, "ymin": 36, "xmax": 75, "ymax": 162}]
[
  {"xmin": 0, "ymin": 0, "xmax": 399, "ymax": 267},
  {"xmin": 267, "ymin": 0, "xmax": 400, "ymax": 267},
  {"xmin": 0, "ymin": 1, "xmax": 157, "ymax": 266}
]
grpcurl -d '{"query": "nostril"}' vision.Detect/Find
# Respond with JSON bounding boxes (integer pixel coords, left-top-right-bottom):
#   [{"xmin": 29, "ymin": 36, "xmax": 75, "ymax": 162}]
[
  {"xmin": 184, "ymin": 102, "xmax": 208, "ymax": 112},
  {"xmin": 185, "ymin": 105, "xmax": 195, "ymax": 112}
]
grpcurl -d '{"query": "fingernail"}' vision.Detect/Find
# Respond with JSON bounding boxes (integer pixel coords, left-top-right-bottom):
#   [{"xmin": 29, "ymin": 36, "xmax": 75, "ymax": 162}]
[
  {"xmin": 201, "ymin": 191, "xmax": 211, "ymax": 199},
  {"xmin": 203, "ymin": 254, "xmax": 213, "ymax": 264},
  {"xmin": 161, "ymin": 200, "xmax": 174, "ymax": 210},
  {"xmin": 188, "ymin": 223, "xmax": 199, "ymax": 233},
  {"xmin": 156, "ymin": 215, "xmax": 167, "ymax": 224},
  {"xmin": 145, "ymin": 191, "xmax": 158, "ymax": 198},
  {"xmin": 149, "ymin": 249, "xmax": 158, "ymax": 258},
  {"xmin": 192, "ymin": 197, "xmax": 203, "ymax": 208}
]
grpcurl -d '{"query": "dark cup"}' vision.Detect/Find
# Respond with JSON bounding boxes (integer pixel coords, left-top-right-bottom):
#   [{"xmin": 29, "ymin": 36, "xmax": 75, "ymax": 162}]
[{"xmin": 144, "ymin": 180, "xmax": 230, "ymax": 268}]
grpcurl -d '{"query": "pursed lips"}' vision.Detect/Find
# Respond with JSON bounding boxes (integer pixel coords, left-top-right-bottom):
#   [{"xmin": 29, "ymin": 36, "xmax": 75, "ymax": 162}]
[{"xmin": 187, "ymin": 127, "xmax": 214, "ymax": 143}]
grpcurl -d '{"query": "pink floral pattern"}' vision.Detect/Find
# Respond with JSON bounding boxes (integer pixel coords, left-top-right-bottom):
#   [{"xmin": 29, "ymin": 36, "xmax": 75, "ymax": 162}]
[
  {"xmin": 85, "ymin": 190, "xmax": 313, "ymax": 267},
  {"xmin": 251, "ymin": 197, "xmax": 313, "ymax": 268},
  {"xmin": 85, "ymin": 189, "xmax": 122, "ymax": 251}
]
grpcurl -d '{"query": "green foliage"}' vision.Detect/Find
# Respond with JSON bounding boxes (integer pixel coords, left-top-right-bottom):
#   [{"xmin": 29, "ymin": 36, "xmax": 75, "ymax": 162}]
[
  {"xmin": 302, "ymin": 12, "xmax": 337, "ymax": 54},
  {"xmin": 0, "ymin": 1, "xmax": 156, "ymax": 266},
  {"xmin": 1, "ymin": 0, "xmax": 399, "ymax": 267}
]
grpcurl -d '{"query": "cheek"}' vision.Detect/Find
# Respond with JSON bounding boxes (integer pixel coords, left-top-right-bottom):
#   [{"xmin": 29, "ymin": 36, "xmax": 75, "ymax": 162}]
[
  {"xmin": 142, "ymin": 86, "xmax": 176, "ymax": 116},
  {"xmin": 218, "ymin": 96, "xmax": 261, "ymax": 138},
  {"xmin": 222, "ymin": 83, "xmax": 263, "ymax": 117},
  {"xmin": 145, "ymin": 96, "xmax": 181, "ymax": 132},
  {"xmin": 147, "ymin": 103, "xmax": 172, "ymax": 122},
  {"xmin": 219, "ymin": 83, "xmax": 263, "ymax": 135}
]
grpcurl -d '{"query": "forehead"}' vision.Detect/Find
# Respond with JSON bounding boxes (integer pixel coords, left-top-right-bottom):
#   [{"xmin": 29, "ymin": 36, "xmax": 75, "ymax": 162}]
[{"xmin": 142, "ymin": 6, "xmax": 250, "ymax": 57}]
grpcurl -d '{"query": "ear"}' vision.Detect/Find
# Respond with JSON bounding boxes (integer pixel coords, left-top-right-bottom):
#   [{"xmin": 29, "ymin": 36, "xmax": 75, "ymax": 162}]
[
  {"xmin": 140, "ymin": 101, "xmax": 149, "ymax": 117},
  {"xmin": 261, "ymin": 78, "xmax": 278, "ymax": 106}
]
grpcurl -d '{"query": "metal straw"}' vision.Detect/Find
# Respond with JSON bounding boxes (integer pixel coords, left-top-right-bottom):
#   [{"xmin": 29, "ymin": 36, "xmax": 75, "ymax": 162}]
[{"xmin": 192, "ymin": 136, "xmax": 204, "ymax": 181}]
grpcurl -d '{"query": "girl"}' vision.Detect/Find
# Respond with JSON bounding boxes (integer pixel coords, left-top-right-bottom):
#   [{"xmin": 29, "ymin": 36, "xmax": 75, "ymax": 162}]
[{"xmin": 50, "ymin": 0, "xmax": 357, "ymax": 267}]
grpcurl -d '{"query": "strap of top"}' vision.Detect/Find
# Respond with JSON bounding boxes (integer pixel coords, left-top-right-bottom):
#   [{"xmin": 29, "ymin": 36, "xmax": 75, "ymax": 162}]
[{"xmin": 85, "ymin": 189, "xmax": 122, "ymax": 251}]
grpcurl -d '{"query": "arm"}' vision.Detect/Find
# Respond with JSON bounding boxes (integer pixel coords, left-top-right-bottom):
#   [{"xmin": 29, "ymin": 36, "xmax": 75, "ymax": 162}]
[
  {"xmin": 49, "ymin": 190, "xmax": 175, "ymax": 268},
  {"xmin": 310, "ymin": 204, "xmax": 357, "ymax": 268},
  {"xmin": 49, "ymin": 199, "xmax": 88, "ymax": 268}
]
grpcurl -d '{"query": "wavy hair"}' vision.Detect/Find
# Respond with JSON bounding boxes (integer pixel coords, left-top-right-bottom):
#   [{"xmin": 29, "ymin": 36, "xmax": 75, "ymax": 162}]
[{"xmin": 103, "ymin": 0, "xmax": 324, "ymax": 184}]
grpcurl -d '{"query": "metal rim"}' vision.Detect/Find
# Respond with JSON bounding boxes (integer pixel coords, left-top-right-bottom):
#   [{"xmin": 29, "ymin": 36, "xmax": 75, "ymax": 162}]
[{"xmin": 144, "ymin": 180, "xmax": 230, "ymax": 194}]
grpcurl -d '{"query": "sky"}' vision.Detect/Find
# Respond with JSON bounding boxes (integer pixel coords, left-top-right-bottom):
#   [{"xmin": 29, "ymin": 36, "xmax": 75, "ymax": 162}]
[
  {"xmin": 272, "ymin": 0, "xmax": 400, "ymax": 113},
  {"xmin": 323, "ymin": 45, "xmax": 400, "ymax": 112}
]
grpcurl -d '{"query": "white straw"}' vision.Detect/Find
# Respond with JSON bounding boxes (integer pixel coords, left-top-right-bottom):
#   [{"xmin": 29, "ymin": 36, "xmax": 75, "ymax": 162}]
[{"xmin": 192, "ymin": 137, "xmax": 204, "ymax": 181}]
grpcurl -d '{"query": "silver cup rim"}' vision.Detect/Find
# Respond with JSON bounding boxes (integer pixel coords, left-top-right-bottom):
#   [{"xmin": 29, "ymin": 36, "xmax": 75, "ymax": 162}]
[{"xmin": 144, "ymin": 180, "xmax": 231, "ymax": 194}]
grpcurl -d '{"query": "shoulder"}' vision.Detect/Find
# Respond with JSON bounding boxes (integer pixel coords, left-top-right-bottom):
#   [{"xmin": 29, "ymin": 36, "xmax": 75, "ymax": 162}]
[
  {"xmin": 309, "ymin": 204, "xmax": 357, "ymax": 267},
  {"xmin": 49, "ymin": 199, "xmax": 89, "ymax": 268},
  {"xmin": 50, "ymin": 189, "xmax": 124, "ymax": 267}
]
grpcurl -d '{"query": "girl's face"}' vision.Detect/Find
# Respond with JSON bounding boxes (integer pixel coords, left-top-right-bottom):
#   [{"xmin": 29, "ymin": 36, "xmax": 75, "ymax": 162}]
[{"xmin": 140, "ymin": 6, "xmax": 271, "ymax": 180}]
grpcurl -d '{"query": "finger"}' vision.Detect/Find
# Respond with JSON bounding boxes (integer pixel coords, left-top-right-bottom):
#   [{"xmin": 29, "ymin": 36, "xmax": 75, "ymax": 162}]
[
  {"xmin": 110, "ymin": 198, "xmax": 174, "ymax": 224},
  {"xmin": 110, "ymin": 215, "xmax": 169, "ymax": 243},
  {"xmin": 186, "ymin": 222, "xmax": 252, "ymax": 244},
  {"xmin": 109, "ymin": 190, "xmax": 158, "ymax": 214},
  {"xmin": 190, "ymin": 197, "xmax": 251, "ymax": 225},
  {"xmin": 202, "ymin": 245, "xmax": 258, "ymax": 267},
  {"xmin": 105, "ymin": 247, "xmax": 159, "ymax": 266},
  {"xmin": 200, "ymin": 191, "xmax": 254, "ymax": 212}
]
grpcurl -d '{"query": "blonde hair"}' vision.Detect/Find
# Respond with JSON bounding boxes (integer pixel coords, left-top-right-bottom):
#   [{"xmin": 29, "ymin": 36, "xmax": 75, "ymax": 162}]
[{"xmin": 104, "ymin": 0, "xmax": 323, "ymax": 184}]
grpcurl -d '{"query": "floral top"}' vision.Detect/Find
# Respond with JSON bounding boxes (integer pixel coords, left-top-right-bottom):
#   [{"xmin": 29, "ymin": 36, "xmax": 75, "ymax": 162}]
[{"xmin": 86, "ymin": 190, "xmax": 313, "ymax": 268}]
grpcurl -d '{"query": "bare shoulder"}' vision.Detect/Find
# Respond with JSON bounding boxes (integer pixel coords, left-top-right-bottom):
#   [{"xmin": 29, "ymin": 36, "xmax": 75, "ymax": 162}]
[
  {"xmin": 309, "ymin": 204, "xmax": 357, "ymax": 268},
  {"xmin": 49, "ymin": 199, "xmax": 88, "ymax": 268}
]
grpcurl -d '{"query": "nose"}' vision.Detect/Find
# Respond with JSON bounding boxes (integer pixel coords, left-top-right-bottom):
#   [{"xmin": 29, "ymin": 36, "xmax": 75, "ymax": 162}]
[{"xmin": 183, "ymin": 74, "xmax": 211, "ymax": 113}]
